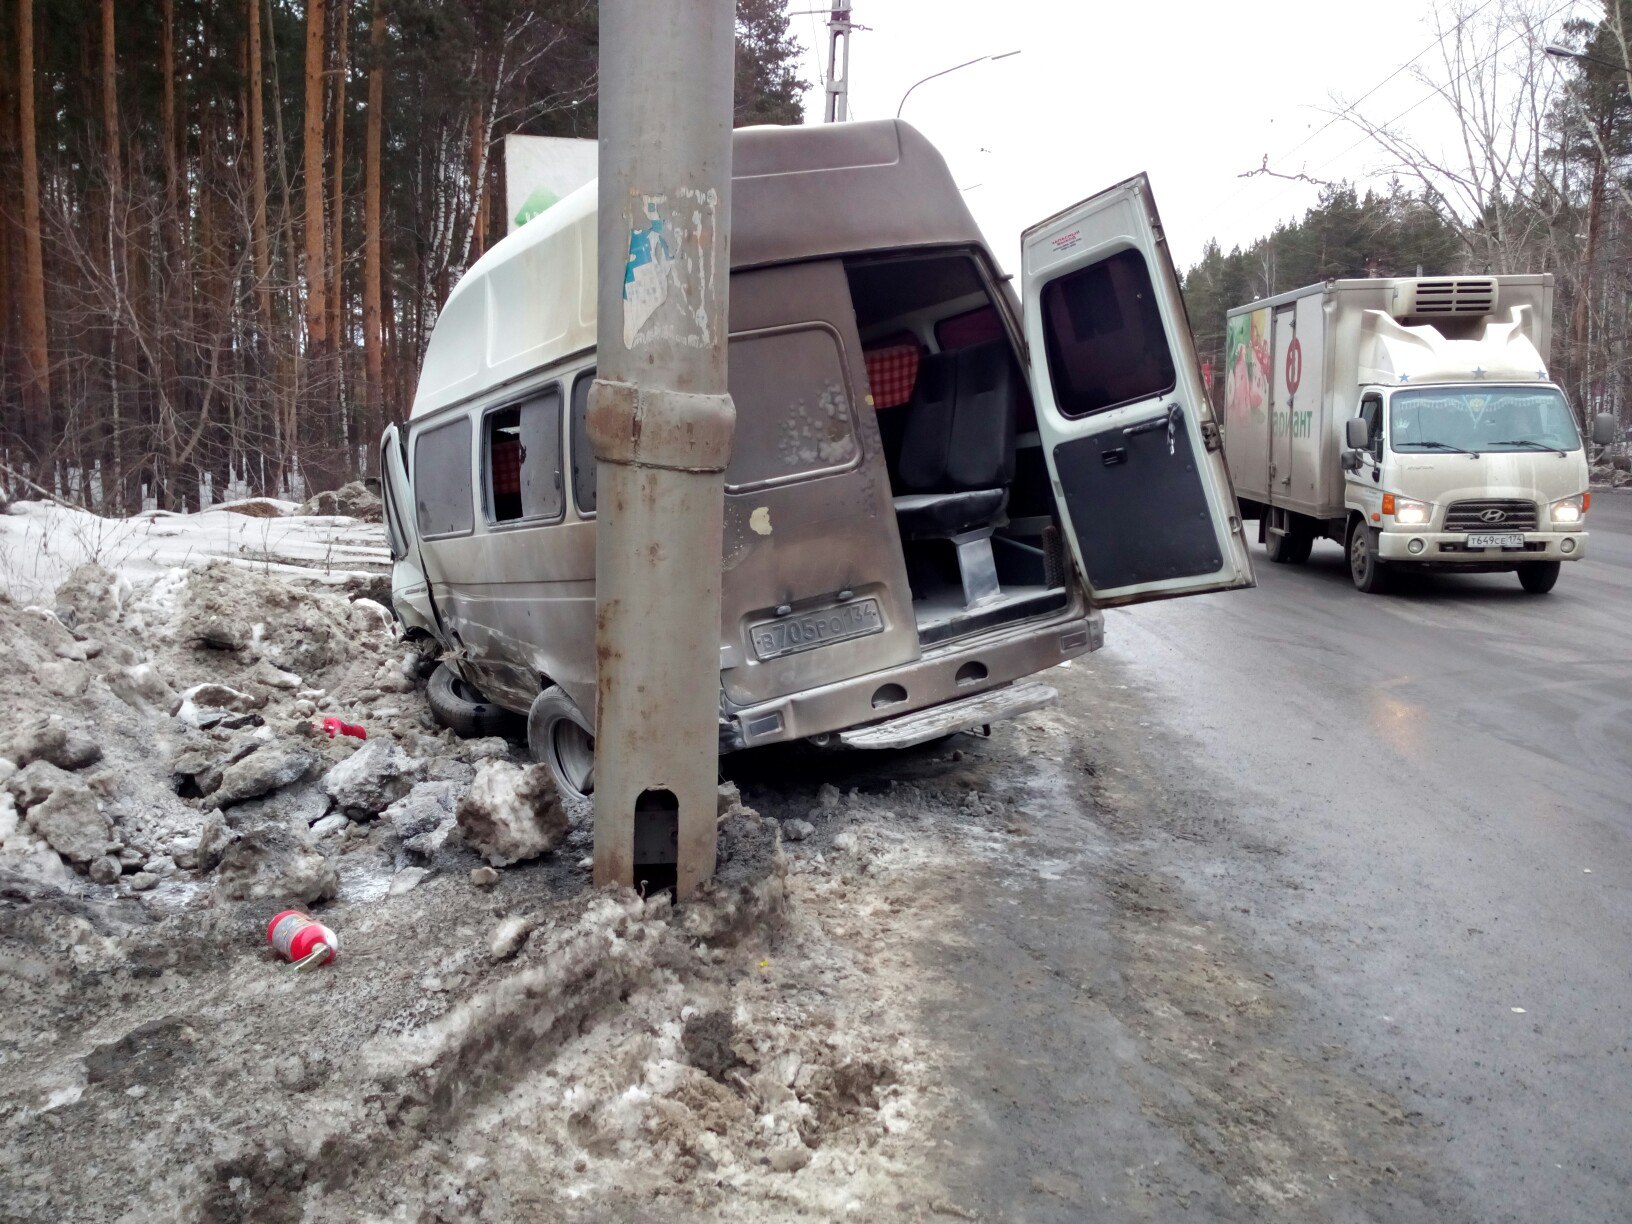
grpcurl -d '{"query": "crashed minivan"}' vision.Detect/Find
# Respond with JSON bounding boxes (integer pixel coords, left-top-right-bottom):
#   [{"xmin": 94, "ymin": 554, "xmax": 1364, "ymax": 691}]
[{"xmin": 380, "ymin": 120, "xmax": 1253, "ymax": 799}]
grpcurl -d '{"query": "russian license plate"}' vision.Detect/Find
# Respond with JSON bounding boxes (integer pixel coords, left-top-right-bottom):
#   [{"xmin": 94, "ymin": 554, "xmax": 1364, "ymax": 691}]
[
  {"xmin": 750, "ymin": 598, "xmax": 883, "ymax": 661},
  {"xmin": 1464, "ymin": 533, "xmax": 1525, "ymax": 549}
]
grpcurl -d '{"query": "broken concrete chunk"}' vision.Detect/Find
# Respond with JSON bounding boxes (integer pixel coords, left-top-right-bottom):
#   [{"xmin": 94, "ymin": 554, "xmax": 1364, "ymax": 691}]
[
  {"xmin": 322, "ymin": 740, "xmax": 424, "ymax": 817},
  {"xmin": 455, "ymin": 760, "xmax": 568, "ymax": 867},
  {"xmin": 106, "ymin": 664, "xmax": 178, "ymax": 716},
  {"xmin": 34, "ymin": 660, "xmax": 89, "ymax": 699},
  {"xmin": 212, "ymin": 744, "xmax": 318, "ymax": 807},
  {"xmin": 213, "ymin": 825, "xmax": 338, "ymax": 904},
  {"xmin": 8, "ymin": 760, "xmax": 73, "ymax": 811},
  {"xmin": 469, "ymin": 866, "xmax": 499, "ymax": 888},
  {"xmin": 2, "ymin": 718, "xmax": 103, "ymax": 772},
  {"xmin": 88, "ymin": 855, "xmax": 122, "ymax": 885},
  {"xmin": 383, "ymin": 780, "xmax": 458, "ymax": 842},
  {"xmin": 53, "ymin": 563, "xmax": 122, "ymax": 626},
  {"xmin": 24, "ymin": 782, "xmax": 115, "ymax": 864},
  {"xmin": 488, "ymin": 916, "xmax": 531, "ymax": 962},
  {"xmin": 781, "ymin": 819, "xmax": 815, "ymax": 842}
]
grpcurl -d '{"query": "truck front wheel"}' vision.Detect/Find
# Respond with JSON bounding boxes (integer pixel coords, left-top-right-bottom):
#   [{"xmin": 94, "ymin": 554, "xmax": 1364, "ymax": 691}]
[
  {"xmin": 1516, "ymin": 561, "xmax": 1561, "ymax": 594},
  {"xmin": 1348, "ymin": 522, "xmax": 1392, "ymax": 593}
]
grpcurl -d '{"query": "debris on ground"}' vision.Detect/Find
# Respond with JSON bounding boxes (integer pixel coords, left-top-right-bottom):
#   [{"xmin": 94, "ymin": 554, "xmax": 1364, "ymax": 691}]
[
  {"xmin": 0, "ymin": 501, "xmax": 966, "ymax": 1220},
  {"xmin": 455, "ymin": 760, "xmax": 570, "ymax": 866}
]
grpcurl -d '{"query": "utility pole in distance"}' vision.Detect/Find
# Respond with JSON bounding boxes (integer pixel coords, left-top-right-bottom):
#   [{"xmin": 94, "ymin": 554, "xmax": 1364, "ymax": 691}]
[
  {"xmin": 588, "ymin": 0, "xmax": 737, "ymax": 899},
  {"xmin": 824, "ymin": 4, "xmax": 852, "ymax": 122}
]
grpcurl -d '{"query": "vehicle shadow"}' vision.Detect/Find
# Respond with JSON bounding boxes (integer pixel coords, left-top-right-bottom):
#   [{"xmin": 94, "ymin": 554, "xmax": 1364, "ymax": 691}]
[{"xmin": 1265, "ymin": 541, "xmax": 1546, "ymax": 603}]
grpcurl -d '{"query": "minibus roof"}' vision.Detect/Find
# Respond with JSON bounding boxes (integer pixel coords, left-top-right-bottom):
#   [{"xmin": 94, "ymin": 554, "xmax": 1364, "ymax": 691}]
[{"xmin": 411, "ymin": 119, "xmax": 987, "ymax": 419}]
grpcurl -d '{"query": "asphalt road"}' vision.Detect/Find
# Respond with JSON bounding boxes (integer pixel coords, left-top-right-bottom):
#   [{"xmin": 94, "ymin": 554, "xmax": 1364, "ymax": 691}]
[
  {"xmin": 731, "ymin": 493, "xmax": 1631, "ymax": 1219},
  {"xmin": 1111, "ymin": 490, "xmax": 1632, "ymax": 1208}
]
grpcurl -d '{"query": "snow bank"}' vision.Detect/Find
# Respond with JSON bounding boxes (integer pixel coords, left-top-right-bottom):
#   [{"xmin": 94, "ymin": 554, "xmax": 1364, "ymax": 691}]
[{"xmin": 0, "ymin": 499, "xmax": 389, "ymax": 606}]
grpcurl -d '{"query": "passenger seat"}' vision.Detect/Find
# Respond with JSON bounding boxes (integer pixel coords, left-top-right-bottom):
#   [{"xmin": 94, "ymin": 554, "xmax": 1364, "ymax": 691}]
[{"xmin": 892, "ymin": 341, "xmax": 1018, "ymax": 606}]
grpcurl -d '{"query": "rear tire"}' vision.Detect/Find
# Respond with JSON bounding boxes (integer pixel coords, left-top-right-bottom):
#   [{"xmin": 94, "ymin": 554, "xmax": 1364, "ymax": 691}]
[
  {"xmin": 528, "ymin": 686, "xmax": 596, "ymax": 801},
  {"xmin": 1267, "ymin": 528, "xmax": 1314, "ymax": 565},
  {"xmin": 426, "ymin": 663, "xmax": 515, "ymax": 738},
  {"xmin": 1517, "ymin": 561, "xmax": 1561, "ymax": 594},
  {"xmin": 1348, "ymin": 521, "xmax": 1392, "ymax": 593}
]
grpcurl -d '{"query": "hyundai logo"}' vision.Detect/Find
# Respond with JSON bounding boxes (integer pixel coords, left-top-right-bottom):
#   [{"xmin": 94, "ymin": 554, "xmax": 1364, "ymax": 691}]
[{"xmin": 1479, "ymin": 508, "xmax": 1508, "ymax": 523}]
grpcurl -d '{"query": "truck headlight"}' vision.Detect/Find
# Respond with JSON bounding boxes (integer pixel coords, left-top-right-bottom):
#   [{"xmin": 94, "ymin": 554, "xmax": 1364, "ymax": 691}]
[
  {"xmin": 1388, "ymin": 495, "xmax": 1432, "ymax": 526},
  {"xmin": 1550, "ymin": 494, "xmax": 1587, "ymax": 526}
]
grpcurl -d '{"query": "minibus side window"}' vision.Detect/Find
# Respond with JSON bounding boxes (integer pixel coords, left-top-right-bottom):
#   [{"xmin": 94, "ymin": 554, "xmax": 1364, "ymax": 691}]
[
  {"xmin": 570, "ymin": 370, "xmax": 597, "ymax": 515},
  {"xmin": 413, "ymin": 417, "xmax": 474, "ymax": 538},
  {"xmin": 1039, "ymin": 247, "xmax": 1176, "ymax": 418},
  {"xmin": 484, "ymin": 387, "xmax": 564, "ymax": 524}
]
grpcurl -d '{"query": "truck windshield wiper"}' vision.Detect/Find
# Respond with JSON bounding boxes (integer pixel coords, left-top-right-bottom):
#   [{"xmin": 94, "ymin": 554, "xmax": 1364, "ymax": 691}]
[
  {"xmin": 1398, "ymin": 439, "xmax": 1476, "ymax": 456},
  {"xmin": 1489, "ymin": 438, "xmax": 1567, "ymax": 456}
]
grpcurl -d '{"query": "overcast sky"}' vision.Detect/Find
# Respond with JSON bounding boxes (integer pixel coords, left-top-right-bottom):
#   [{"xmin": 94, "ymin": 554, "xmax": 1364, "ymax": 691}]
[{"xmin": 784, "ymin": 0, "xmax": 1592, "ymax": 276}]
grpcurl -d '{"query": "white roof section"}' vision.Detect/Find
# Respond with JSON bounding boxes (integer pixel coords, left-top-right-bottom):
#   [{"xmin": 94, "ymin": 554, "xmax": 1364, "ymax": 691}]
[
  {"xmin": 412, "ymin": 179, "xmax": 598, "ymax": 420},
  {"xmin": 411, "ymin": 121, "xmax": 985, "ymax": 421},
  {"xmin": 1358, "ymin": 305, "xmax": 1552, "ymax": 387}
]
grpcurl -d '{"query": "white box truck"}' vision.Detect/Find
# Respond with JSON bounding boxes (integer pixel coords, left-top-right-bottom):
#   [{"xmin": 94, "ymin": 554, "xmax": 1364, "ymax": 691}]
[{"xmin": 1222, "ymin": 274, "xmax": 1617, "ymax": 593}]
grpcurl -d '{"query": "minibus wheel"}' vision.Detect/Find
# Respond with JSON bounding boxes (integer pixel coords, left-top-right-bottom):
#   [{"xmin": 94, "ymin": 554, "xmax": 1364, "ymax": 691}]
[
  {"xmin": 529, "ymin": 686, "xmax": 595, "ymax": 801},
  {"xmin": 426, "ymin": 663, "xmax": 514, "ymax": 738}
]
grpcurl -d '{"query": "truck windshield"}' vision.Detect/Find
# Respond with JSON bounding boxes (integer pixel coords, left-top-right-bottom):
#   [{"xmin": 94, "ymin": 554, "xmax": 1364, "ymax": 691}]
[{"xmin": 1388, "ymin": 386, "xmax": 1580, "ymax": 454}]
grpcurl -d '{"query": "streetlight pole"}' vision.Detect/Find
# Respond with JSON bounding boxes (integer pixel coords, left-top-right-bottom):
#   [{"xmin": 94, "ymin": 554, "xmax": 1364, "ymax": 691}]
[
  {"xmin": 824, "ymin": 4, "xmax": 853, "ymax": 123},
  {"xmin": 896, "ymin": 50, "xmax": 1021, "ymax": 119},
  {"xmin": 589, "ymin": 0, "xmax": 737, "ymax": 899}
]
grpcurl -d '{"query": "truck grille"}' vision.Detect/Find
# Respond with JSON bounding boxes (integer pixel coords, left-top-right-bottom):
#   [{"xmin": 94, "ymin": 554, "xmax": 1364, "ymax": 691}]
[{"xmin": 1443, "ymin": 499, "xmax": 1538, "ymax": 532}]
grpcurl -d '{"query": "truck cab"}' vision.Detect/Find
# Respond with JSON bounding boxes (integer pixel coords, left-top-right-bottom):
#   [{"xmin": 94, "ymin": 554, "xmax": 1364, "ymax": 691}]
[{"xmin": 1343, "ymin": 377, "xmax": 1593, "ymax": 593}]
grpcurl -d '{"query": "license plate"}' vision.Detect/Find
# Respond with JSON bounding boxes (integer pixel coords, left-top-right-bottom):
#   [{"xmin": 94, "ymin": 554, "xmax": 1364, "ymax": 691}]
[
  {"xmin": 1464, "ymin": 533, "xmax": 1525, "ymax": 549},
  {"xmin": 750, "ymin": 598, "xmax": 883, "ymax": 661}
]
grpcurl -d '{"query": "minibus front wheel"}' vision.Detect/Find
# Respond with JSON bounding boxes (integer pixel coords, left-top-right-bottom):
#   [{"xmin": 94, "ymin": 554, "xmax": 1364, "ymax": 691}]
[{"xmin": 529, "ymin": 686, "xmax": 596, "ymax": 801}]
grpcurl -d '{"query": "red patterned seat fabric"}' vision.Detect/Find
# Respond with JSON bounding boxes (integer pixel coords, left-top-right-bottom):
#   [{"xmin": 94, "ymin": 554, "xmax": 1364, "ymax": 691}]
[
  {"xmin": 491, "ymin": 437, "xmax": 522, "ymax": 495},
  {"xmin": 864, "ymin": 344, "xmax": 921, "ymax": 410}
]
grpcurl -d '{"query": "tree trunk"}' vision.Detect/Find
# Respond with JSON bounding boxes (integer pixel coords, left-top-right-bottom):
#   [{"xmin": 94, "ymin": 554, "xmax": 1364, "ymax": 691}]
[
  {"xmin": 303, "ymin": 0, "xmax": 329, "ymax": 355},
  {"xmin": 102, "ymin": 0, "xmax": 129, "ymax": 510},
  {"xmin": 329, "ymin": 0, "xmax": 350, "ymax": 466},
  {"xmin": 301, "ymin": 0, "xmax": 332, "ymax": 492},
  {"xmin": 17, "ymin": 0, "xmax": 50, "ymax": 481},
  {"xmin": 248, "ymin": 0, "xmax": 272, "ymax": 339},
  {"xmin": 363, "ymin": 0, "xmax": 385, "ymax": 459}
]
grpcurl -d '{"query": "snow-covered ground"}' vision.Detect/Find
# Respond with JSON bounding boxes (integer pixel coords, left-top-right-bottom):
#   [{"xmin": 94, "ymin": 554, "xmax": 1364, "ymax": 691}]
[
  {"xmin": 0, "ymin": 498, "xmax": 968, "ymax": 1221},
  {"xmin": 0, "ymin": 499, "xmax": 389, "ymax": 606}
]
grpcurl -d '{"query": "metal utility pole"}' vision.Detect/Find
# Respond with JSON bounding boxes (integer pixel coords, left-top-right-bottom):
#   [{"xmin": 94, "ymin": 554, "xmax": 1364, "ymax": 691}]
[
  {"xmin": 823, "ymin": 4, "xmax": 852, "ymax": 122},
  {"xmin": 588, "ymin": 0, "xmax": 737, "ymax": 899}
]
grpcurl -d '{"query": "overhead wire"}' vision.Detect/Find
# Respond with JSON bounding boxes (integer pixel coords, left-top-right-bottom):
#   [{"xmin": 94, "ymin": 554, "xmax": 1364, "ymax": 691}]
[{"xmin": 1214, "ymin": 0, "xmax": 1586, "ymax": 237}]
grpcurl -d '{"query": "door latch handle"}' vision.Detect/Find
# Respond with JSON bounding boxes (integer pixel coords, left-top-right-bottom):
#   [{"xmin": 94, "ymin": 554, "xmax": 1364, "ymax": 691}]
[
  {"xmin": 1122, "ymin": 403, "xmax": 1182, "ymax": 455},
  {"xmin": 1101, "ymin": 447, "xmax": 1128, "ymax": 467}
]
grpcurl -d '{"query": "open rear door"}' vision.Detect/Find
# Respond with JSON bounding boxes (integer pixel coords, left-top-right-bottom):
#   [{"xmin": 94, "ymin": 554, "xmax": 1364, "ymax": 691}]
[
  {"xmin": 1021, "ymin": 174, "xmax": 1253, "ymax": 607},
  {"xmin": 380, "ymin": 424, "xmax": 440, "ymax": 641}
]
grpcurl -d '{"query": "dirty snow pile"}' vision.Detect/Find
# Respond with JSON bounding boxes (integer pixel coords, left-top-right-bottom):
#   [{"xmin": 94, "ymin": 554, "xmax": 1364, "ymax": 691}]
[{"xmin": 0, "ymin": 499, "xmax": 966, "ymax": 1220}]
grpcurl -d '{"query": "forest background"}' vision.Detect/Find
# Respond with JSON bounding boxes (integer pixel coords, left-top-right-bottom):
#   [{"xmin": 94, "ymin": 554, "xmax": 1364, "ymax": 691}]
[{"xmin": 0, "ymin": 0, "xmax": 1625, "ymax": 511}]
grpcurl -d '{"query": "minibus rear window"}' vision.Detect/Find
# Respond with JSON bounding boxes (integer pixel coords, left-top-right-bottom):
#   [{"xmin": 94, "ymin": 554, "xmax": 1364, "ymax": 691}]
[
  {"xmin": 413, "ymin": 417, "xmax": 474, "ymax": 538},
  {"xmin": 1040, "ymin": 247, "xmax": 1176, "ymax": 418},
  {"xmin": 484, "ymin": 388, "xmax": 564, "ymax": 524},
  {"xmin": 726, "ymin": 325, "xmax": 858, "ymax": 490}
]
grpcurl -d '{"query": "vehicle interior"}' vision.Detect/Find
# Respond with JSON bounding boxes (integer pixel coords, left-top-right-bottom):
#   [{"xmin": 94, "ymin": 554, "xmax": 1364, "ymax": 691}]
[{"xmin": 844, "ymin": 249, "xmax": 1071, "ymax": 646}]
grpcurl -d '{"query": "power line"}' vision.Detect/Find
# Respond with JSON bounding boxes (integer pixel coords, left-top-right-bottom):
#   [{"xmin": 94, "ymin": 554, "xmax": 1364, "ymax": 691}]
[{"xmin": 1218, "ymin": 0, "xmax": 1584, "ymax": 237}]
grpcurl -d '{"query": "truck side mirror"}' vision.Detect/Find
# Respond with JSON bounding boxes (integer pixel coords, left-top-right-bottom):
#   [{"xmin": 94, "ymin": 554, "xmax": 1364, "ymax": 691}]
[
  {"xmin": 1345, "ymin": 417, "xmax": 1371, "ymax": 449},
  {"xmin": 1592, "ymin": 412, "xmax": 1617, "ymax": 447},
  {"xmin": 1340, "ymin": 449, "xmax": 1363, "ymax": 472}
]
